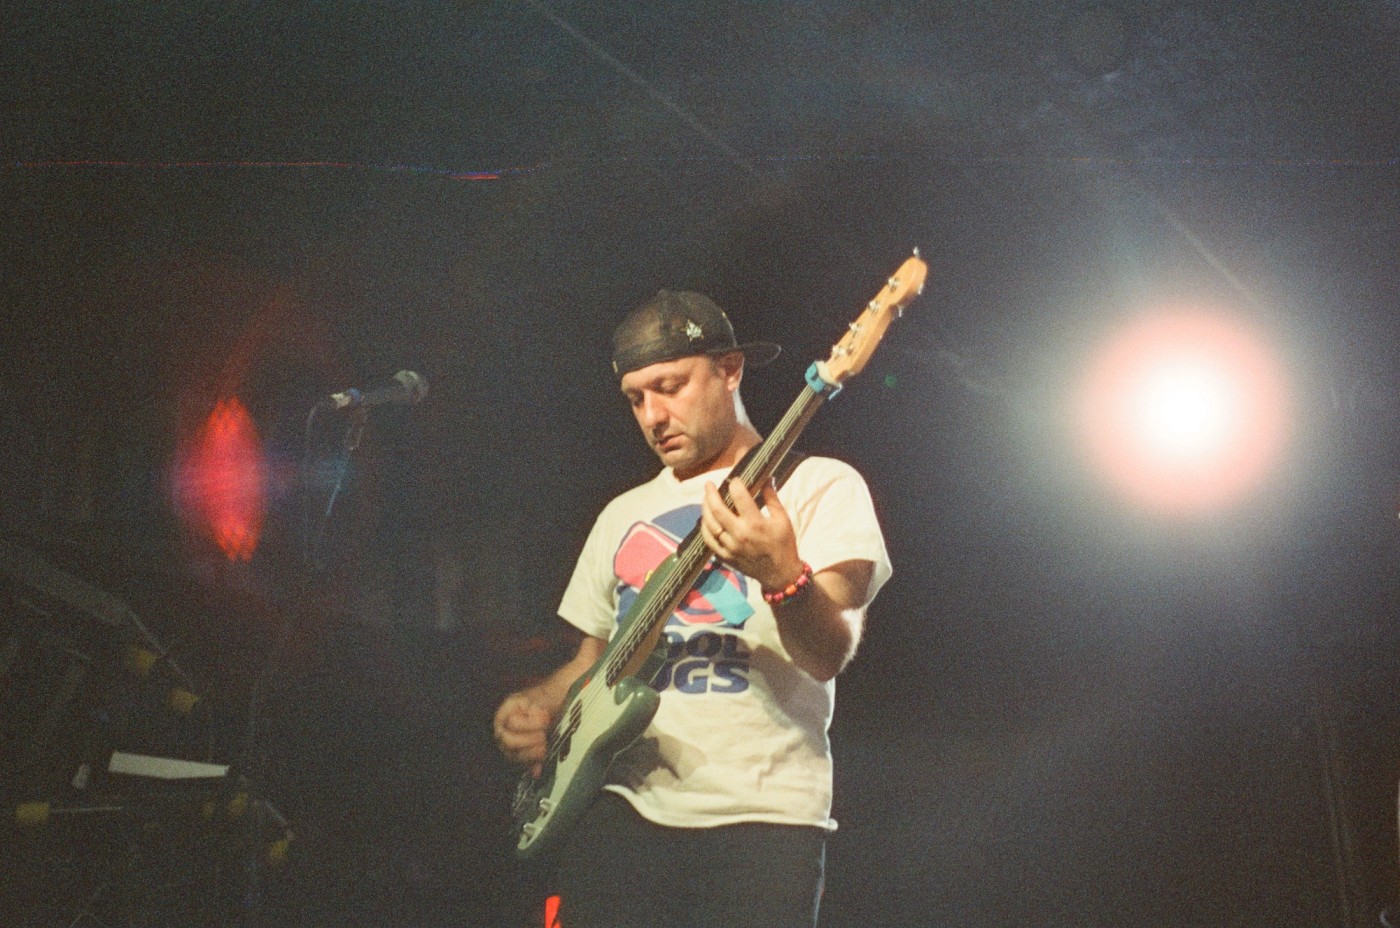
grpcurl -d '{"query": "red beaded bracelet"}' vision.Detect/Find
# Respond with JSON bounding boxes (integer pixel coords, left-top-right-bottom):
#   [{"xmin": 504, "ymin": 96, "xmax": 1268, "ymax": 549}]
[{"xmin": 762, "ymin": 561, "xmax": 814, "ymax": 606}]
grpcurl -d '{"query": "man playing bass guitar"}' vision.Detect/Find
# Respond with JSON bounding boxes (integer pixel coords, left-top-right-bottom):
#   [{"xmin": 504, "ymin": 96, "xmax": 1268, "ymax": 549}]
[{"xmin": 493, "ymin": 287, "xmax": 892, "ymax": 928}]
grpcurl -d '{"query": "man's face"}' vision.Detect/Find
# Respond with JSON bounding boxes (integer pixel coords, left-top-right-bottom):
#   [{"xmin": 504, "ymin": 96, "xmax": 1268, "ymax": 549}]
[{"xmin": 619, "ymin": 353, "xmax": 742, "ymax": 479}]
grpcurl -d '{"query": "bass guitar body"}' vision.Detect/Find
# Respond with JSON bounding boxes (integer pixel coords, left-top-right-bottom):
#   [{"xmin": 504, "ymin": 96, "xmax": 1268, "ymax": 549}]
[
  {"xmin": 511, "ymin": 556, "xmax": 678, "ymax": 860},
  {"xmin": 509, "ymin": 673, "xmax": 658, "ymax": 861}
]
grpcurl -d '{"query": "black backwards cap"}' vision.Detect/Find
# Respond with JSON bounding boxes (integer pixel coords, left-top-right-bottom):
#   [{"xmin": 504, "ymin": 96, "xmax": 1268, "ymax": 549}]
[{"xmin": 610, "ymin": 289, "xmax": 781, "ymax": 379}]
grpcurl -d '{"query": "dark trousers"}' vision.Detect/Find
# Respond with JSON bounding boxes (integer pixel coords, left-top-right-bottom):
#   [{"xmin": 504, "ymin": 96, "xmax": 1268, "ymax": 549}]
[{"xmin": 554, "ymin": 791, "xmax": 826, "ymax": 928}]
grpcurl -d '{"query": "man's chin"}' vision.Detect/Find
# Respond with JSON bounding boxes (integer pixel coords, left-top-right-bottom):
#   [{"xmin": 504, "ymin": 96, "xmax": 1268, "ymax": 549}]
[
  {"xmin": 657, "ymin": 448, "xmax": 691, "ymax": 470},
  {"xmin": 655, "ymin": 445, "xmax": 701, "ymax": 475}
]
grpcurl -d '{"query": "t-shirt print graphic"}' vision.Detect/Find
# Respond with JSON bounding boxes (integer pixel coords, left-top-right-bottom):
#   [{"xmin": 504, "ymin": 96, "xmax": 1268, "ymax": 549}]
[{"xmin": 612, "ymin": 505, "xmax": 753, "ymax": 630}]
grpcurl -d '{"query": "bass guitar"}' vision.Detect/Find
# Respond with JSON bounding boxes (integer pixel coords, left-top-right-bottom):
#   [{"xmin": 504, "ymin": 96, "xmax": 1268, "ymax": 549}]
[{"xmin": 511, "ymin": 252, "xmax": 928, "ymax": 859}]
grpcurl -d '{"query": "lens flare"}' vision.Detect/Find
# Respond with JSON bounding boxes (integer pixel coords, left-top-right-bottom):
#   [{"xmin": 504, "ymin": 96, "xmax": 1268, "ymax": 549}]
[
  {"xmin": 173, "ymin": 397, "xmax": 267, "ymax": 561},
  {"xmin": 1076, "ymin": 310, "xmax": 1291, "ymax": 515}
]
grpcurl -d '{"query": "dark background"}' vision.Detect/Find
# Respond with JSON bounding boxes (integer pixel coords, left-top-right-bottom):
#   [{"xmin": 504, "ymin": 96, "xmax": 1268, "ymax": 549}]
[{"xmin": 0, "ymin": 2, "xmax": 1396, "ymax": 926}]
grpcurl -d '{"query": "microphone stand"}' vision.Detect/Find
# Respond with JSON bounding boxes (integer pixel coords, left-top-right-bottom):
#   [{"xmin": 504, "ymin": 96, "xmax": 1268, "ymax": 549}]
[
  {"xmin": 307, "ymin": 406, "xmax": 367, "ymax": 573},
  {"xmin": 235, "ymin": 402, "xmax": 368, "ymax": 927}
]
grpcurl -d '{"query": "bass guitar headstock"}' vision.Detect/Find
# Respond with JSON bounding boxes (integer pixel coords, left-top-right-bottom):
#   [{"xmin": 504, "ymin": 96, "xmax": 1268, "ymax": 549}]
[{"xmin": 815, "ymin": 251, "xmax": 928, "ymax": 387}]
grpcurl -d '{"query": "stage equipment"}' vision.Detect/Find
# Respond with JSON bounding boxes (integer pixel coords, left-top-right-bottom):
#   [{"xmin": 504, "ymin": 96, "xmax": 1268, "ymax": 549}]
[{"xmin": 0, "ymin": 535, "xmax": 290, "ymax": 927}]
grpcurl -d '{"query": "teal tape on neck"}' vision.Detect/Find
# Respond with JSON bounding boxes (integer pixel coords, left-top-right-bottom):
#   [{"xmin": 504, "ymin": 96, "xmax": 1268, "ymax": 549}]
[{"xmin": 805, "ymin": 362, "xmax": 842, "ymax": 398}]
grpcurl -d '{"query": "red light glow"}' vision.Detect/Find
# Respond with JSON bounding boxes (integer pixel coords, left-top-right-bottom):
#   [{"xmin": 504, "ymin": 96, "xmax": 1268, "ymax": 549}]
[
  {"xmin": 175, "ymin": 397, "xmax": 267, "ymax": 561},
  {"xmin": 1076, "ymin": 310, "xmax": 1291, "ymax": 515}
]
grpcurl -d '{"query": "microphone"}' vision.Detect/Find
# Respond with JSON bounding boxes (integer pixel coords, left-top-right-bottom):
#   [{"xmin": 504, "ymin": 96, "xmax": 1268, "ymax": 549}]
[{"xmin": 326, "ymin": 370, "xmax": 429, "ymax": 410}]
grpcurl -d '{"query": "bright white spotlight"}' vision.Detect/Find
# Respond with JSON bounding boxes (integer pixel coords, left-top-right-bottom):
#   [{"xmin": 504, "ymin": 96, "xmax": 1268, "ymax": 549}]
[
  {"xmin": 1076, "ymin": 309, "xmax": 1291, "ymax": 515},
  {"xmin": 1129, "ymin": 355, "xmax": 1240, "ymax": 463}
]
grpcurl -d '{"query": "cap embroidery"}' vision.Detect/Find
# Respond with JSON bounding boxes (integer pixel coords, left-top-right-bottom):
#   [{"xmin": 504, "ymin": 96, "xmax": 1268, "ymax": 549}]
[{"xmin": 685, "ymin": 320, "xmax": 703, "ymax": 341}]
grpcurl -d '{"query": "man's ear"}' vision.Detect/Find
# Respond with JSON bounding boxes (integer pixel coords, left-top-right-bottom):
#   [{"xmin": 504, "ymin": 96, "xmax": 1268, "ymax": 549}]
[{"xmin": 716, "ymin": 351, "xmax": 745, "ymax": 390}]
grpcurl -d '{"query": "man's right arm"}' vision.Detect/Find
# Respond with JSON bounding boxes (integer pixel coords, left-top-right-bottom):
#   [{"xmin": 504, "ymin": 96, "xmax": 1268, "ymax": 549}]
[{"xmin": 492, "ymin": 631, "xmax": 607, "ymax": 771}]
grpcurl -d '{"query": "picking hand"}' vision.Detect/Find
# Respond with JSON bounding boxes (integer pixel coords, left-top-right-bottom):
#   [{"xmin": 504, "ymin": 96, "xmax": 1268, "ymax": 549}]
[{"xmin": 493, "ymin": 692, "xmax": 553, "ymax": 777}]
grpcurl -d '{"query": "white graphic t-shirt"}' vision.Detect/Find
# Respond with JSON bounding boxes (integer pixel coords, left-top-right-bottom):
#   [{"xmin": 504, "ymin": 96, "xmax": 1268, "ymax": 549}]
[{"xmin": 557, "ymin": 455, "xmax": 891, "ymax": 830}]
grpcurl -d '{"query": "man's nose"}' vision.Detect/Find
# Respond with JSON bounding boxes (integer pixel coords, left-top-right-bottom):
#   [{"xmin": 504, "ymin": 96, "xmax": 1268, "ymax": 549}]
[{"xmin": 640, "ymin": 393, "xmax": 668, "ymax": 429}]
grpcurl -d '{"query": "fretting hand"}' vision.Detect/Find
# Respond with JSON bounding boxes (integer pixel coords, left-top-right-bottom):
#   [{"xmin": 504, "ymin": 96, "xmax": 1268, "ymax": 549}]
[{"xmin": 699, "ymin": 478, "xmax": 805, "ymax": 592}]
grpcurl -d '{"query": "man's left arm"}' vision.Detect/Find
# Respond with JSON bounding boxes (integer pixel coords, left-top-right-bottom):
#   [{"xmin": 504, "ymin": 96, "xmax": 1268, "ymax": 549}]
[
  {"xmin": 768, "ymin": 558, "xmax": 875, "ymax": 682},
  {"xmin": 701, "ymin": 479, "xmax": 876, "ymax": 682}
]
